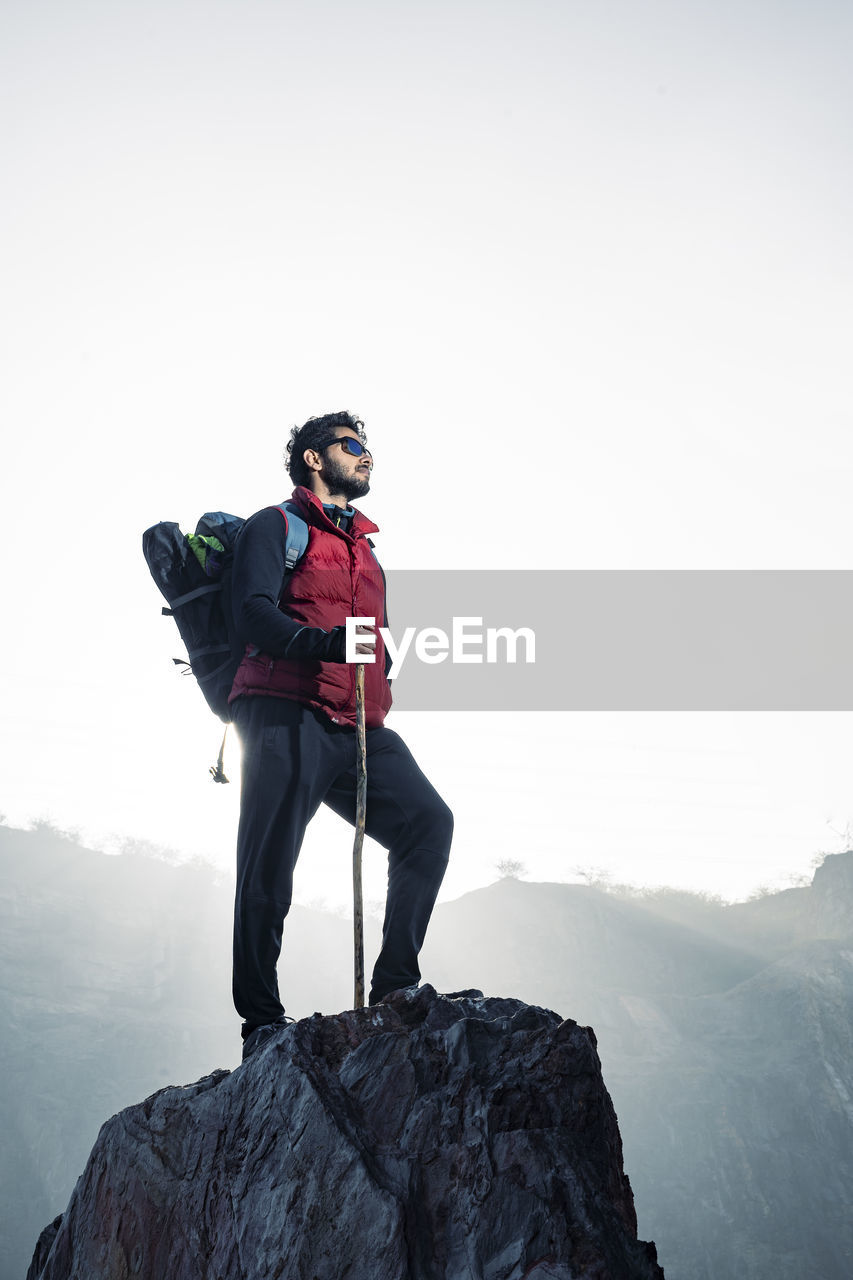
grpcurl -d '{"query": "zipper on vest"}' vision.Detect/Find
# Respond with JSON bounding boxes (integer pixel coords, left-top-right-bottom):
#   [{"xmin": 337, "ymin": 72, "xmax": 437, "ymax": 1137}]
[{"xmin": 349, "ymin": 539, "xmax": 358, "ymax": 707}]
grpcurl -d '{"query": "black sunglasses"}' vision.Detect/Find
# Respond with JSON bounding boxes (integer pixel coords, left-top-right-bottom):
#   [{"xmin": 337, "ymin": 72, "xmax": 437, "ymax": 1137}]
[{"xmin": 316, "ymin": 436, "xmax": 372, "ymax": 460}]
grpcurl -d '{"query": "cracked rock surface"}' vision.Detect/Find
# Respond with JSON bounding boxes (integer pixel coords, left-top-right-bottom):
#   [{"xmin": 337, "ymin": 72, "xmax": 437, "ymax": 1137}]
[{"xmin": 28, "ymin": 986, "xmax": 664, "ymax": 1280}]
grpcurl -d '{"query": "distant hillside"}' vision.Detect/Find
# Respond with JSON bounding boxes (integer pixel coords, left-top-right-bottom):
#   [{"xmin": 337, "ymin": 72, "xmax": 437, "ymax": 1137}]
[
  {"xmin": 3, "ymin": 822, "xmax": 853, "ymax": 1280},
  {"xmin": 420, "ymin": 861, "xmax": 853, "ymax": 1280},
  {"xmin": 0, "ymin": 823, "xmax": 377, "ymax": 1280}
]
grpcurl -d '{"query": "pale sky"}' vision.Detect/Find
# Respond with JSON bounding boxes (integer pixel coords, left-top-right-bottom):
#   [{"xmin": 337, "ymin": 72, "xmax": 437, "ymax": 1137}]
[{"xmin": 2, "ymin": 0, "xmax": 853, "ymax": 908}]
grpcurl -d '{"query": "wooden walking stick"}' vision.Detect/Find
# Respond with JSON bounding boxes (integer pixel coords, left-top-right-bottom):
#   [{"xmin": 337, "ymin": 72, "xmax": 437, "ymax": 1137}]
[{"xmin": 352, "ymin": 662, "xmax": 367, "ymax": 1009}]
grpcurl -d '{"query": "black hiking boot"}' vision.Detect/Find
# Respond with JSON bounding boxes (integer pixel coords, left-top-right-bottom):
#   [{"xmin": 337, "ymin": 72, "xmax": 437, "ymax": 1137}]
[{"xmin": 241, "ymin": 1015, "xmax": 295, "ymax": 1063}]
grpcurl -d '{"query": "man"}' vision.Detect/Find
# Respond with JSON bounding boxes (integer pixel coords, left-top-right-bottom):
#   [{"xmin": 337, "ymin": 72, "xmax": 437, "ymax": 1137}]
[{"xmin": 229, "ymin": 410, "xmax": 453, "ymax": 1060}]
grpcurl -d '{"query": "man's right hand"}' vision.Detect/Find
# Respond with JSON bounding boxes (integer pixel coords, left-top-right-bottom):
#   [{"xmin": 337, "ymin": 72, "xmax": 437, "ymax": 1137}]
[{"xmin": 351, "ymin": 622, "xmax": 377, "ymax": 660}]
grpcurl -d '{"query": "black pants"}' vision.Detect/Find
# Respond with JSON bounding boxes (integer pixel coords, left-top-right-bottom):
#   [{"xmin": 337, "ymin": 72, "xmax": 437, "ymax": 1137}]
[{"xmin": 231, "ymin": 696, "xmax": 453, "ymax": 1032}]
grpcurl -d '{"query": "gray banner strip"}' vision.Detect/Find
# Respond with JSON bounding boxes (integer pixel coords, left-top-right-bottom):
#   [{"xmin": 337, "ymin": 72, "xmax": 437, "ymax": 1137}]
[{"xmin": 370, "ymin": 570, "xmax": 853, "ymax": 711}]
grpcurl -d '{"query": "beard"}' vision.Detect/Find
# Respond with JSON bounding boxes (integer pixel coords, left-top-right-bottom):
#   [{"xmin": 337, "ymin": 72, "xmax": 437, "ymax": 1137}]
[{"xmin": 322, "ymin": 453, "xmax": 371, "ymax": 501}]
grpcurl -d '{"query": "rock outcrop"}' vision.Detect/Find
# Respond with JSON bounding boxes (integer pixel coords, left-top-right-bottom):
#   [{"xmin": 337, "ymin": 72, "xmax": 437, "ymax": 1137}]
[{"xmin": 29, "ymin": 986, "xmax": 663, "ymax": 1280}]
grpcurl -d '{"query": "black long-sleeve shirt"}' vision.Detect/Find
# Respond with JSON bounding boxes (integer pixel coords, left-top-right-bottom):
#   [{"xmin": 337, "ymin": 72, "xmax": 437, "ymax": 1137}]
[{"xmin": 230, "ymin": 504, "xmax": 351, "ymax": 664}]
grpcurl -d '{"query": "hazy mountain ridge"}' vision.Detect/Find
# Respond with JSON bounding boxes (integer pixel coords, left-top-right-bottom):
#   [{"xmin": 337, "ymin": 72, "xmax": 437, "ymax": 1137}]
[
  {"xmin": 417, "ymin": 872, "xmax": 853, "ymax": 1279},
  {"xmin": 0, "ymin": 823, "xmax": 377, "ymax": 1280},
  {"xmin": 3, "ymin": 822, "xmax": 853, "ymax": 1279}
]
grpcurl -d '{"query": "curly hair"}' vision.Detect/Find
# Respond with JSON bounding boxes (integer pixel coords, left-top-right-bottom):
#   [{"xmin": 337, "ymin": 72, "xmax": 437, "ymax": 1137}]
[{"xmin": 285, "ymin": 411, "xmax": 367, "ymax": 487}]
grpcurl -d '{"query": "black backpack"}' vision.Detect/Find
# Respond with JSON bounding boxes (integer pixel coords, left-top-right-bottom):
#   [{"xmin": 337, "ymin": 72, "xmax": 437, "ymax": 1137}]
[{"xmin": 142, "ymin": 504, "xmax": 309, "ymax": 776}]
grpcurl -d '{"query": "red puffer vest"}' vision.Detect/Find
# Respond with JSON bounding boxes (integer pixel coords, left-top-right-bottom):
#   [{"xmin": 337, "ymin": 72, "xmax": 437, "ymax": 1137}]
[{"xmin": 229, "ymin": 486, "xmax": 392, "ymax": 729}]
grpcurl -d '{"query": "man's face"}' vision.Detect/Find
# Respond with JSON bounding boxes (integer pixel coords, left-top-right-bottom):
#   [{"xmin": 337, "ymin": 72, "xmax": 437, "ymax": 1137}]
[{"xmin": 313, "ymin": 429, "xmax": 372, "ymax": 501}]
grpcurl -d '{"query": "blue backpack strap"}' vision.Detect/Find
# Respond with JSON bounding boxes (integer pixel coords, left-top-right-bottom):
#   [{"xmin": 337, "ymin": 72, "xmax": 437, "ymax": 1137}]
[{"xmin": 274, "ymin": 501, "xmax": 310, "ymax": 570}]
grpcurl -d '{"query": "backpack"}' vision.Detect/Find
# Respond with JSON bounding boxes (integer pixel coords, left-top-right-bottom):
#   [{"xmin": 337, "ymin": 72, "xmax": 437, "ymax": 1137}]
[{"xmin": 142, "ymin": 503, "xmax": 309, "ymax": 776}]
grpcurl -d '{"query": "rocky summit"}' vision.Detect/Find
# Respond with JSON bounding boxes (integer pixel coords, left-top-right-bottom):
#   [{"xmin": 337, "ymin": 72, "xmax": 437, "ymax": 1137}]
[{"xmin": 28, "ymin": 985, "xmax": 663, "ymax": 1280}]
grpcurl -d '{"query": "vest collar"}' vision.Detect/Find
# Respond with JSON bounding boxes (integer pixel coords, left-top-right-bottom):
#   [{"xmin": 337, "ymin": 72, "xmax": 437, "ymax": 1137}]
[{"xmin": 291, "ymin": 485, "xmax": 380, "ymax": 537}]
